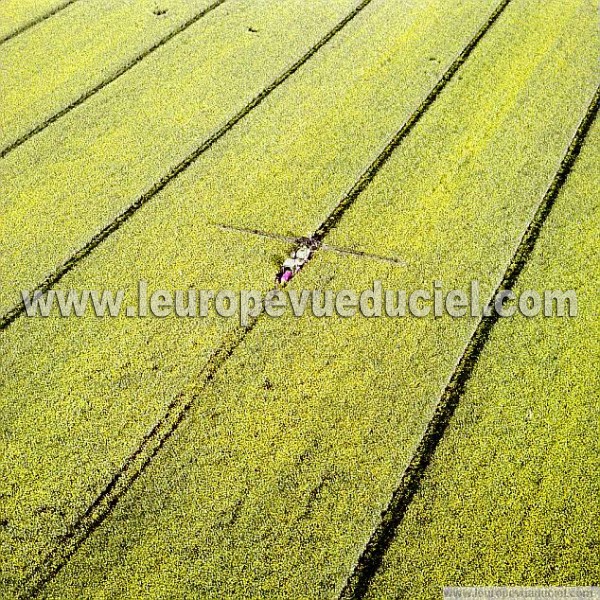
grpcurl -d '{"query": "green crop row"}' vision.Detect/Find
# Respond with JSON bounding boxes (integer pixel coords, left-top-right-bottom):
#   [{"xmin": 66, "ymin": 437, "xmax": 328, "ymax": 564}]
[
  {"xmin": 27, "ymin": 0, "xmax": 600, "ymax": 597},
  {"xmin": 365, "ymin": 117, "xmax": 600, "ymax": 600},
  {"xmin": 0, "ymin": 0, "xmax": 74, "ymax": 42},
  {"xmin": 0, "ymin": 0, "xmax": 221, "ymax": 152}
]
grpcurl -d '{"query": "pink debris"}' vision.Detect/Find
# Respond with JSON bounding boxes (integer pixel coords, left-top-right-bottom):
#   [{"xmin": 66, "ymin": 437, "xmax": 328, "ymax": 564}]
[
  {"xmin": 276, "ymin": 266, "xmax": 295, "ymax": 284},
  {"xmin": 275, "ymin": 244, "xmax": 314, "ymax": 285}
]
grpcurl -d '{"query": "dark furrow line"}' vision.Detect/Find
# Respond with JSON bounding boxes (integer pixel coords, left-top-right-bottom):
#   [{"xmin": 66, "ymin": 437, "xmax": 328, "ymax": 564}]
[
  {"xmin": 270, "ymin": 0, "xmax": 511, "ymax": 282},
  {"xmin": 312, "ymin": 0, "xmax": 512, "ymax": 244},
  {"xmin": 0, "ymin": 0, "xmax": 229, "ymax": 160},
  {"xmin": 19, "ymin": 318, "xmax": 260, "ymax": 598},
  {"xmin": 338, "ymin": 83, "xmax": 600, "ymax": 600},
  {"xmin": 0, "ymin": 0, "xmax": 81, "ymax": 47},
  {"xmin": 0, "ymin": 0, "xmax": 379, "ymax": 333}
]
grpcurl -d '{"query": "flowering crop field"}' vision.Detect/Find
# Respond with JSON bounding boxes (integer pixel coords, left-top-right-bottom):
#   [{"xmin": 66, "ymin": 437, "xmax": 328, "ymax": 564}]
[{"xmin": 0, "ymin": 0, "xmax": 598, "ymax": 598}]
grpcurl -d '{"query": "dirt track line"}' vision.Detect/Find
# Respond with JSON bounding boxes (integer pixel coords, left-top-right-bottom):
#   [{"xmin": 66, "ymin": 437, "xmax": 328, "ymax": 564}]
[
  {"xmin": 0, "ymin": 0, "xmax": 381, "ymax": 333},
  {"xmin": 18, "ymin": 318, "xmax": 261, "ymax": 598},
  {"xmin": 337, "ymin": 83, "xmax": 600, "ymax": 600},
  {"xmin": 268, "ymin": 0, "xmax": 512, "ymax": 288},
  {"xmin": 311, "ymin": 0, "xmax": 513, "ymax": 245},
  {"xmin": 0, "ymin": 0, "xmax": 229, "ymax": 159},
  {"xmin": 0, "ymin": 0, "xmax": 81, "ymax": 47}
]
